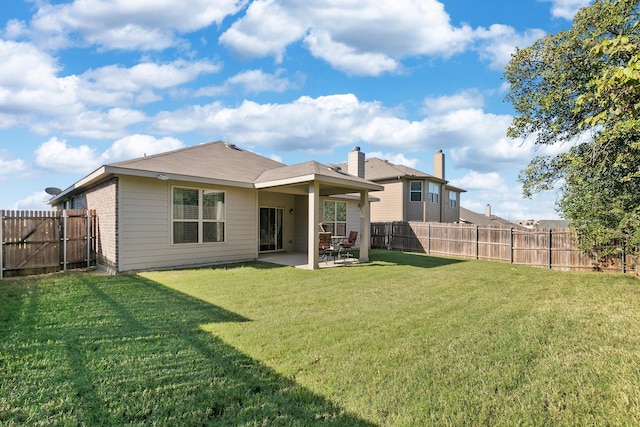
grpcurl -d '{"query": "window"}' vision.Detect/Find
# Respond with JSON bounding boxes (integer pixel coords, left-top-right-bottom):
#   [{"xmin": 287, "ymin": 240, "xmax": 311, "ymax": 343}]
[
  {"xmin": 428, "ymin": 183, "xmax": 439, "ymax": 203},
  {"xmin": 449, "ymin": 191, "xmax": 457, "ymax": 208},
  {"xmin": 410, "ymin": 181, "xmax": 423, "ymax": 202},
  {"xmin": 323, "ymin": 200, "xmax": 347, "ymax": 236},
  {"xmin": 172, "ymin": 187, "xmax": 225, "ymax": 244}
]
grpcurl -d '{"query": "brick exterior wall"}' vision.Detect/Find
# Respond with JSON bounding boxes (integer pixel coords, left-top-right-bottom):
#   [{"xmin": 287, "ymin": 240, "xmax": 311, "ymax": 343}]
[
  {"xmin": 86, "ymin": 178, "xmax": 118, "ymax": 273},
  {"xmin": 56, "ymin": 178, "xmax": 119, "ymax": 273}
]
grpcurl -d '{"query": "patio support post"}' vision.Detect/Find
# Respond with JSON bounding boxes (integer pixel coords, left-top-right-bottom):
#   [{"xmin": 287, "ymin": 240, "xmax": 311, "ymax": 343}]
[
  {"xmin": 308, "ymin": 181, "xmax": 320, "ymax": 269},
  {"xmin": 359, "ymin": 190, "xmax": 370, "ymax": 263}
]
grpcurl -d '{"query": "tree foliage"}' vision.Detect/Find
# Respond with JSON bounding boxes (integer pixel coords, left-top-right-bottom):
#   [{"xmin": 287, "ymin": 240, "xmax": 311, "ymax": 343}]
[{"xmin": 504, "ymin": 0, "xmax": 640, "ymax": 254}]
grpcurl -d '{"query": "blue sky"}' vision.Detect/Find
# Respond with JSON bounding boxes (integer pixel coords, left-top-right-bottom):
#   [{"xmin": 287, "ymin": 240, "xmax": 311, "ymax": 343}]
[{"xmin": 0, "ymin": 0, "xmax": 592, "ymax": 219}]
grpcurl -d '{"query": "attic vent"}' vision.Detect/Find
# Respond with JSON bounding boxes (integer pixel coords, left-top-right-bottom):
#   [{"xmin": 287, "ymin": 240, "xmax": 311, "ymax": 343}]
[
  {"xmin": 328, "ymin": 165, "xmax": 343, "ymax": 173},
  {"xmin": 225, "ymin": 143, "xmax": 241, "ymax": 150}
]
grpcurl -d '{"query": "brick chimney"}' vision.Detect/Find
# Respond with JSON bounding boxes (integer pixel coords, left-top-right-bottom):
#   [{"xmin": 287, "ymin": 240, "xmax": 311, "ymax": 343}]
[
  {"xmin": 434, "ymin": 150, "xmax": 445, "ymax": 180},
  {"xmin": 485, "ymin": 204, "xmax": 492, "ymax": 218},
  {"xmin": 348, "ymin": 146, "xmax": 365, "ymax": 178}
]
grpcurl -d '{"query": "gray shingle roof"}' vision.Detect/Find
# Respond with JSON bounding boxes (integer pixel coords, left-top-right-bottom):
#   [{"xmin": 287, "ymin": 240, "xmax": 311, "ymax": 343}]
[
  {"xmin": 336, "ymin": 157, "xmax": 442, "ymax": 182},
  {"xmin": 255, "ymin": 161, "xmax": 382, "ymax": 188},
  {"xmin": 110, "ymin": 141, "xmax": 285, "ymax": 184}
]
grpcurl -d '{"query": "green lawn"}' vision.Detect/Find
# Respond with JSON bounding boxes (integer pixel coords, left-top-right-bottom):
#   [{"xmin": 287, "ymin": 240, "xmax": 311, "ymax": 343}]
[{"xmin": 2, "ymin": 250, "xmax": 639, "ymax": 426}]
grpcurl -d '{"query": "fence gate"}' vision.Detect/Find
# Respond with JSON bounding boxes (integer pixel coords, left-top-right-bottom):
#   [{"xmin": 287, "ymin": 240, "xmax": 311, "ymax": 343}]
[{"xmin": 1, "ymin": 209, "xmax": 96, "ymax": 279}]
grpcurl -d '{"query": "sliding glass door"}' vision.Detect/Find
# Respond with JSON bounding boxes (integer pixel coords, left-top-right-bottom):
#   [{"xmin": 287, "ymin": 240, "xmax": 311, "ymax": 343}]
[{"xmin": 259, "ymin": 207, "xmax": 284, "ymax": 252}]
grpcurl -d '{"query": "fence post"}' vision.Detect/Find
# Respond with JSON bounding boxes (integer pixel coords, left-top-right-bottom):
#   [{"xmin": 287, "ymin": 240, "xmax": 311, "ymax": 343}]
[
  {"xmin": 86, "ymin": 210, "xmax": 91, "ymax": 269},
  {"xmin": 621, "ymin": 239, "xmax": 626, "ymax": 274},
  {"xmin": 427, "ymin": 223, "xmax": 430, "ymax": 254},
  {"xmin": 62, "ymin": 210, "xmax": 68, "ymax": 272},
  {"xmin": 475, "ymin": 225, "xmax": 479, "ymax": 260},
  {"xmin": 0, "ymin": 210, "xmax": 3, "ymax": 280},
  {"xmin": 509, "ymin": 227, "xmax": 514, "ymax": 264},
  {"xmin": 548, "ymin": 229, "xmax": 552, "ymax": 269}
]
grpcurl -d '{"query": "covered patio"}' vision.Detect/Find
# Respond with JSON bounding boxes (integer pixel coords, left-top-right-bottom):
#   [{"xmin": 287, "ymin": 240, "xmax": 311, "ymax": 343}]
[
  {"xmin": 255, "ymin": 161, "xmax": 383, "ymax": 270},
  {"xmin": 258, "ymin": 251, "xmax": 360, "ymax": 269}
]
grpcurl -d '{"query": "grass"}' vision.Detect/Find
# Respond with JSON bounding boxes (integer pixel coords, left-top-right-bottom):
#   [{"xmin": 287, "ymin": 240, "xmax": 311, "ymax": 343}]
[{"xmin": 2, "ymin": 250, "xmax": 640, "ymax": 426}]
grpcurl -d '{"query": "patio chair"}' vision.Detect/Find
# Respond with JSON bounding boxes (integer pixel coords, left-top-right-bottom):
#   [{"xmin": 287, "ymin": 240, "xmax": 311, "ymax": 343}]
[
  {"xmin": 318, "ymin": 231, "xmax": 335, "ymax": 262},
  {"xmin": 338, "ymin": 230, "xmax": 358, "ymax": 259}
]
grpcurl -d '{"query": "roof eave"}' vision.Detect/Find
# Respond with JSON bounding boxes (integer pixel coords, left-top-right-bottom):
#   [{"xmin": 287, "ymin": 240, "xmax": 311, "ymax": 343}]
[
  {"xmin": 255, "ymin": 173, "xmax": 384, "ymax": 192},
  {"xmin": 47, "ymin": 165, "xmax": 256, "ymax": 205}
]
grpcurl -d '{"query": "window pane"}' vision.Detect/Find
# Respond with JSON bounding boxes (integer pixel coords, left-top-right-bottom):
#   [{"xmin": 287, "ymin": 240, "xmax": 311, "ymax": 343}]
[
  {"xmin": 335, "ymin": 222, "xmax": 346, "ymax": 236},
  {"xmin": 410, "ymin": 192, "xmax": 422, "ymax": 202},
  {"xmin": 324, "ymin": 223, "xmax": 335, "ymax": 235},
  {"xmin": 203, "ymin": 191, "xmax": 225, "ymax": 220},
  {"xmin": 173, "ymin": 188, "xmax": 199, "ymax": 220},
  {"xmin": 203, "ymin": 222, "xmax": 224, "ymax": 243},
  {"xmin": 323, "ymin": 201, "xmax": 335, "ymax": 221},
  {"xmin": 410, "ymin": 181, "xmax": 422, "ymax": 191},
  {"xmin": 336, "ymin": 202, "xmax": 347, "ymax": 221},
  {"xmin": 173, "ymin": 222, "xmax": 198, "ymax": 244}
]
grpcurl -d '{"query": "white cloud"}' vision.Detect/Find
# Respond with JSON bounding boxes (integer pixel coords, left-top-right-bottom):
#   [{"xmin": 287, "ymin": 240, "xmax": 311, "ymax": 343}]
[
  {"xmin": 452, "ymin": 171, "xmax": 509, "ymax": 193},
  {"xmin": 0, "ymin": 40, "xmax": 82, "ymax": 117},
  {"xmin": 304, "ymin": 30, "xmax": 399, "ymax": 76},
  {"xmin": 452, "ymin": 171, "xmax": 561, "ymax": 220},
  {"xmin": 34, "ymin": 137, "xmax": 98, "ymax": 174},
  {"xmin": 152, "ymin": 93, "xmax": 388, "ymax": 150},
  {"xmin": 78, "ymin": 59, "xmax": 220, "ymax": 107},
  {"xmin": 0, "ymin": 39, "xmax": 215, "ymax": 138},
  {"xmin": 26, "ymin": 0, "xmax": 248, "ymax": 51},
  {"xmin": 475, "ymin": 25, "xmax": 547, "ymax": 71},
  {"xmin": 195, "ymin": 69, "xmax": 304, "ymax": 97},
  {"xmin": 100, "ymin": 134, "xmax": 184, "ymax": 163},
  {"xmin": 150, "ymin": 92, "xmax": 545, "ymax": 172},
  {"xmin": 8, "ymin": 190, "xmax": 51, "ymax": 211},
  {"xmin": 44, "ymin": 108, "xmax": 148, "ymax": 139},
  {"xmin": 423, "ymin": 90, "xmax": 485, "ymax": 115},
  {"xmin": 33, "ymin": 134, "xmax": 185, "ymax": 174},
  {"xmin": 219, "ymin": 0, "xmax": 308, "ymax": 61},
  {"xmin": 0, "ymin": 149, "xmax": 26, "ymax": 179},
  {"xmin": 220, "ymin": 0, "xmax": 475, "ymax": 76},
  {"xmin": 542, "ymin": 0, "xmax": 592, "ymax": 20}
]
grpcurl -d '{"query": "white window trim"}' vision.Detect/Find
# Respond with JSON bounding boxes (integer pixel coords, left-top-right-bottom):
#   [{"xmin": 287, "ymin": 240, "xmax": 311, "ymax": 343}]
[
  {"xmin": 428, "ymin": 182, "xmax": 440, "ymax": 204},
  {"xmin": 410, "ymin": 180, "xmax": 423, "ymax": 202},
  {"xmin": 449, "ymin": 191, "xmax": 458, "ymax": 208},
  {"xmin": 323, "ymin": 200, "xmax": 347, "ymax": 236},
  {"xmin": 171, "ymin": 186, "xmax": 226, "ymax": 245}
]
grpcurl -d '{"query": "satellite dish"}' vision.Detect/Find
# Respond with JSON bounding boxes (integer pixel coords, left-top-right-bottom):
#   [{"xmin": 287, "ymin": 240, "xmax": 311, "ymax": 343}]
[{"xmin": 45, "ymin": 187, "xmax": 62, "ymax": 196}]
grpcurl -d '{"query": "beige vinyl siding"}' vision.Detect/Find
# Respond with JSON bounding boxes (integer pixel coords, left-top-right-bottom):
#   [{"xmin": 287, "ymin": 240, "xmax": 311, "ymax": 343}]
[
  {"xmin": 443, "ymin": 190, "xmax": 460, "ymax": 223},
  {"xmin": 406, "ymin": 180, "xmax": 443, "ymax": 222},
  {"xmin": 345, "ymin": 200, "xmax": 361, "ymax": 247},
  {"xmin": 370, "ymin": 180, "xmax": 403, "ymax": 222},
  {"xmin": 425, "ymin": 184, "xmax": 442, "ymax": 222},
  {"xmin": 117, "ymin": 176, "xmax": 258, "ymax": 272},
  {"xmin": 293, "ymin": 195, "xmax": 309, "ymax": 252}
]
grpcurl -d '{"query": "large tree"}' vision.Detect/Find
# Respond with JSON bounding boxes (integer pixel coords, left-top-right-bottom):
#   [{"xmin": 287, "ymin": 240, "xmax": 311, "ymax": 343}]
[{"xmin": 504, "ymin": 0, "xmax": 640, "ymax": 255}]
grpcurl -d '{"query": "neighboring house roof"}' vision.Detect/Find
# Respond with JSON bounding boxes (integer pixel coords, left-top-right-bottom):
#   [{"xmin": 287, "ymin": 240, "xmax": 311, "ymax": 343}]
[
  {"xmin": 336, "ymin": 157, "xmax": 444, "ymax": 182},
  {"xmin": 364, "ymin": 158, "xmax": 443, "ymax": 182},
  {"xmin": 537, "ymin": 219, "xmax": 571, "ymax": 229},
  {"xmin": 335, "ymin": 157, "xmax": 466, "ymax": 193},
  {"xmin": 459, "ymin": 207, "xmax": 514, "ymax": 227},
  {"xmin": 48, "ymin": 141, "xmax": 383, "ymax": 204}
]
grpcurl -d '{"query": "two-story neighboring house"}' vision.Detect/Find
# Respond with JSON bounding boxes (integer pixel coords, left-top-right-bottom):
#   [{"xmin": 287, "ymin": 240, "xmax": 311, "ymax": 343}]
[{"xmin": 339, "ymin": 147, "xmax": 465, "ymax": 223}]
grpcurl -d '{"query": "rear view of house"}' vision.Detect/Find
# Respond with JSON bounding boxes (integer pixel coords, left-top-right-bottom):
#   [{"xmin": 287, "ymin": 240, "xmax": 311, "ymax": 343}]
[{"xmin": 48, "ymin": 142, "xmax": 383, "ymax": 273}]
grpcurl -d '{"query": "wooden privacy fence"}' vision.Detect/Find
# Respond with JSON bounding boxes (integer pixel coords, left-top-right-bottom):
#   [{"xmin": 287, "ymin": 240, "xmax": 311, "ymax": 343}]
[
  {"xmin": 1, "ymin": 209, "xmax": 96, "ymax": 279},
  {"xmin": 371, "ymin": 221, "xmax": 634, "ymax": 273}
]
